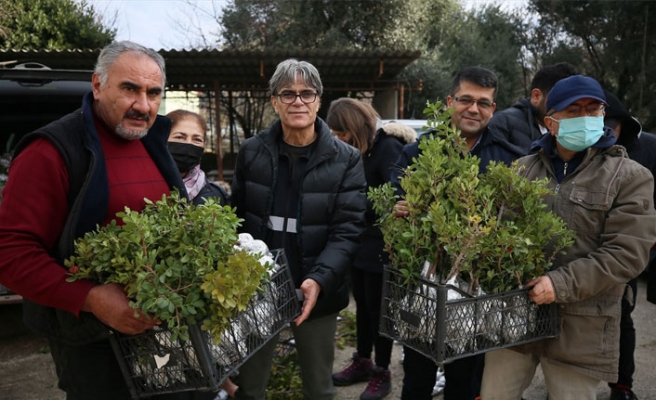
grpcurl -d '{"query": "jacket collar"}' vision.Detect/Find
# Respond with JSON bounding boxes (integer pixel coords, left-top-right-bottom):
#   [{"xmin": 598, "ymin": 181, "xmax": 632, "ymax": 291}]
[{"xmin": 261, "ymin": 117, "xmax": 338, "ymax": 160}]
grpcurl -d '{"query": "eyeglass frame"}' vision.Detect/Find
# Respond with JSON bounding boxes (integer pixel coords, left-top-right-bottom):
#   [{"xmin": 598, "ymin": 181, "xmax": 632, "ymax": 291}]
[
  {"xmin": 452, "ymin": 96, "xmax": 495, "ymax": 110},
  {"xmin": 548, "ymin": 102, "xmax": 606, "ymax": 119},
  {"xmin": 275, "ymin": 90, "xmax": 319, "ymax": 104}
]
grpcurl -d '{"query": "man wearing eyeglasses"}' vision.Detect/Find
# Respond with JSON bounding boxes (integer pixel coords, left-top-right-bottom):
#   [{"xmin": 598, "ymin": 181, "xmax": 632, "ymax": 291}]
[
  {"xmin": 480, "ymin": 75, "xmax": 656, "ymax": 399},
  {"xmin": 231, "ymin": 59, "xmax": 366, "ymax": 400},
  {"xmin": 392, "ymin": 66, "xmax": 525, "ymax": 400}
]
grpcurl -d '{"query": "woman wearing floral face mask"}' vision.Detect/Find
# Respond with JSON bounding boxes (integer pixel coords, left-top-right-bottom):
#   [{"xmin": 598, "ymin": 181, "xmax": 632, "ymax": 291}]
[{"xmin": 166, "ymin": 109, "xmax": 229, "ymax": 206}]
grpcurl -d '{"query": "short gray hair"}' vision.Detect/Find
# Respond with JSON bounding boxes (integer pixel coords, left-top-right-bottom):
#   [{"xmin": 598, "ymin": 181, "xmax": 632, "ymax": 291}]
[
  {"xmin": 269, "ymin": 59, "xmax": 323, "ymax": 96},
  {"xmin": 94, "ymin": 41, "xmax": 166, "ymax": 88}
]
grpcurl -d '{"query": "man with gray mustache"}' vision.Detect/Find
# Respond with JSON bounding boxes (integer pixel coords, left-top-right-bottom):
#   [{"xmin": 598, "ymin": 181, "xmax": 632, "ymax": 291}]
[{"xmin": 0, "ymin": 41, "xmax": 211, "ymax": 399}]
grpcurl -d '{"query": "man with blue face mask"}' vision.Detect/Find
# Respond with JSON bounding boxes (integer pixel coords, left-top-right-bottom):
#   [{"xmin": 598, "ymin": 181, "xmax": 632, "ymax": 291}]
[{"xmin": 480, "ymin": 75, "xmax": 656, "ymax": 399}]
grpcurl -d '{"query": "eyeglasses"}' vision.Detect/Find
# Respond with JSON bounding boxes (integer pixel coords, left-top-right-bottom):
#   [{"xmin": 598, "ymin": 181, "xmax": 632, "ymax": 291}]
[
  {"xmin": 276, "ymin": 90, "xmax": 318, "ymax": 104},
  {"xmin": 453, "ymin": 96, "xmax": 494, "ymax": 110},
  {"xmin": 556, "ymin": 102, "xmax": 606, "ymax": 118}
]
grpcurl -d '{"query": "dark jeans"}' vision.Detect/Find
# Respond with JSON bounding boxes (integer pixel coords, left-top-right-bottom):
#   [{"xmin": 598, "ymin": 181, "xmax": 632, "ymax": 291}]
[
  {"xmin": 352, "ymin": 267, "xmax": 393, "ymax": 368},
  {"xmin": 647, "ymin": 255, "xmax": 656, "ymax": 304},
  {"xmin": 401, "ymin": 346, "xmax": 484, "ymax": 400},
  {"xmin": 610, "ymin": 278, "xmax": 638, "ymax": 389},
  {"xmin": 48, "ymin": 337, "xmax": 217, "ymax": 400}
]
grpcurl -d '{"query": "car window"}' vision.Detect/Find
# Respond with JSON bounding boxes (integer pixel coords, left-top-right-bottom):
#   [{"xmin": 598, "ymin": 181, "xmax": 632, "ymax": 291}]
[{"xmin": 0, "ymin": 64, "xmax": 92, "ymax": 154}]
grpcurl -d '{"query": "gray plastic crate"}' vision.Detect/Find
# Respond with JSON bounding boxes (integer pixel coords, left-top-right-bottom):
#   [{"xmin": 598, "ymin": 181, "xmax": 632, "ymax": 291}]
[{"xmin": 379, "ymin": 266, "xmax": 558, "ymax": 364}]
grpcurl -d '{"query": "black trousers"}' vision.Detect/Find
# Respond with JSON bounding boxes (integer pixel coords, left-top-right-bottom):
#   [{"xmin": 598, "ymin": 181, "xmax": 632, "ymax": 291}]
[
  {"xmin": 48, "ymin": 337, "xmax": 218, "ymax": 400},
  {"xmin": 610, "ymin": 278, "xmax": 638, "ymax": 389},
  {"xmin": 401, "ymin": 346, "xmax": 484, "ymax": 400},
  {"xmin": 647, "ymin": 256, "xmax": 656, "ymax": 304},
  {"xmin": 351, "ymin": 267, "xmax": 394, "ymax": 368}
]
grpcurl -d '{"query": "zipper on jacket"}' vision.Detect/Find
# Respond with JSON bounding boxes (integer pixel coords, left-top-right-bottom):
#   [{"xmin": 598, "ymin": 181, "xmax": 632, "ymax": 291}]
[{"xmin": 554, "ymin": 161, "xmax": 569, "ymax": 194}]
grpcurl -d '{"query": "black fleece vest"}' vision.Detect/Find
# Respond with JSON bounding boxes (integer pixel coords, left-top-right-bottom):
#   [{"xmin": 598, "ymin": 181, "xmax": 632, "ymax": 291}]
[{"xmin": 13, "ymin": 99, "xmax": 185, "ymax": 345}]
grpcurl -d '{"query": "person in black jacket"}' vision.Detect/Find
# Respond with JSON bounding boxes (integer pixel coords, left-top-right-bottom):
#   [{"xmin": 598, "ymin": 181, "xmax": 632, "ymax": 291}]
[
  {"xmin": 392, "ymin": 66, "xmax": 525, "ymax": 400},
  {"xmin": 326, "ymin": 98, "xmax": 416, "ymax": 400},
  {"xmin": 488, "ymin": 62, "xmax": 577, "ymax": 150},
  {"xmin": 166, "ymin": 109, "xmax": 229, "ymax": 206},
  {"xmin": 231, "ymin": 59, "xmax": 367, "ymax": 400},
  {"xmin": 603, "ymin": 89, "xmax": 656, "ymax": 400}
]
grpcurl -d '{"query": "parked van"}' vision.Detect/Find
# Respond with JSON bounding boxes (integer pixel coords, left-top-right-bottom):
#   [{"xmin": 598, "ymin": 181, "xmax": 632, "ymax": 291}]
[{"xmin": 0, "ymin": 62, "xmax": 91, "ymax": 304}]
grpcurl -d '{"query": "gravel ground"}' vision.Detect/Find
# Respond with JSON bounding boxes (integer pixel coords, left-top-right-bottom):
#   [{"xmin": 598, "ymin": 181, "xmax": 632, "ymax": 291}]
[{"xmin": 1, "ymin": 276, "xmax": 655, "ymax": 400}]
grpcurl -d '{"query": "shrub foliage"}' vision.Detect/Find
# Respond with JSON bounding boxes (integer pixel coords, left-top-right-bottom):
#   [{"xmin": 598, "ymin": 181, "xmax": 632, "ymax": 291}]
[
  {"xmin": 66, "ymin": 191, "xmax": 269, "ymax": 342},
  {"xmin": 369, "ymin": 101, "xmax": 575, "ymax": 293}
]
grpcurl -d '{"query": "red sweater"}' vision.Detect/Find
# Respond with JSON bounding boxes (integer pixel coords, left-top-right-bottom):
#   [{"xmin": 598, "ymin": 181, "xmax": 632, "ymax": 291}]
[{"xmin": 0, "ymin": 121, "xmax": 169, "ymax": 315}]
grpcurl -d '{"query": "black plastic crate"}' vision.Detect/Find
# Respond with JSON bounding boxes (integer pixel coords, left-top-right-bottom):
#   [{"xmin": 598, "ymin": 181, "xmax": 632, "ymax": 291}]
[
  {"xmin": 110, "ymin": 249, "xmax": 300, "ymax": 399},
  {"xmin": 379, "ymin": 266, "xmax": 558, "ymax": 364}
]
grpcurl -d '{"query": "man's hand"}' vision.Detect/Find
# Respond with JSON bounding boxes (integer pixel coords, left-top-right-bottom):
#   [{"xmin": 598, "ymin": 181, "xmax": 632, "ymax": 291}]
[
  {"xmin": 81, "ymin": 283, "xmax": 159, "ymax": 334},
  {"xmin": 393, "ymin": 200, "xmax": 409, "ymax": 218},
  {"xmin": 293, "ymin": 278, "xmax": 321, "ymax": 326},
  {"xmin": 526, "ymin": 276, "xmax": 556, "ymax": 305}
]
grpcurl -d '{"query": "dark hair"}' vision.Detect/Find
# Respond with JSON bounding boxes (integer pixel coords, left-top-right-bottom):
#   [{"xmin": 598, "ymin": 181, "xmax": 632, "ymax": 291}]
[
  {"xmin": 530, "ymin": 62, "xmax": 577, "ymax": 92},
  {"xmin": 450, "ymin": 66, "xmax": 498, "ymax": 99},
  {"xmin": 326, "ymin": 98, "xmax": 379, "ymax": 154},
  {"xmin": 166, "ymin": 109, "xmax": 207, "ymax": 139}
]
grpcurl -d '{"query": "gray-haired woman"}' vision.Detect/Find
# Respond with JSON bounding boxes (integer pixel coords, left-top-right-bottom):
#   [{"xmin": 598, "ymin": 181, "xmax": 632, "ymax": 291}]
[{"xmin": 231, "ymin": 59, "xmax": 367, "ymax": 400}]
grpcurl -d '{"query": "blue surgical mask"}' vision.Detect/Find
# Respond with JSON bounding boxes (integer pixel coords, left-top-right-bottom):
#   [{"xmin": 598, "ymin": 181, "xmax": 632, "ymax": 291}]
[{"xmin": 552, "ymin": 116, "xmax": 605, "ymax": 152}]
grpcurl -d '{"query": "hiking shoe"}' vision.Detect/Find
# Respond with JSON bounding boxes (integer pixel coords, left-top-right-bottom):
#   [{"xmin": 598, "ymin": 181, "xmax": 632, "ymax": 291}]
[
  {"xmin": 610, "ymin": 388, "xmax": 638, "ymax": 400},
  {"xmin": 360, "ymin": 366, "xmax": 391, "ymax": 400},
  {"xmin": 332, "ymin": 352, "xmax": 373, "ymax": 386}
]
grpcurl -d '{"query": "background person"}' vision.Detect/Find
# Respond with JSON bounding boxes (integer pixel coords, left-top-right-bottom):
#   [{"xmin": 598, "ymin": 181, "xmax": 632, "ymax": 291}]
[
  {"xmin": 480, "ymin": 75, "xmax": 656, "ymax": 400},
  {"xmin": 603, "ymin": 89, "xmax": 656, "ymax": 400},
  {"xmin": 230, "ymin": 59, "xmax": 367, "ymax": 400},
  {"xmin": 392, "ymin": 66, "xmax": 525, "ymax": 400},
  {"xmin": 166, "ymin": 109, "xmax": 229, "ymax": 206},
  {"xmin": 0, "ymin": 41, "xmax": 220, "ymax": 399},
  {"xmin": 488, "ymin": 62, "xmax": 577, "ymax": 150},
  {"xmin": 326, "ymin": 98, "xmax": 416, "ymax": 400},
  {"xmin": 166, "ymin": 109, "xmax": 235, "ymax": 398}
]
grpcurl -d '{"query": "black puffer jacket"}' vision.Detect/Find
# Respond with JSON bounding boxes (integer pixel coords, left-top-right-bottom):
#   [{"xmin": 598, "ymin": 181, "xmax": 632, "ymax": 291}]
[
  {"xmin": 231, "ymin": 117, "xmax": 366, "ymax": 319},
  {"xmin": 604, "ymin": 90, "xmax": 656, "ymax": 206},
  {"xmin": 193, "ymin": 179, "xmax": 229, "ymax": 206},
  {"xmin": 621, "ymin": 132, "xmax": 656, "ymax": 206},
  {"xmin": 357, "ymin": 123, "xmax": 415, "ymax": 273},
  {"xmin": 488, "ymin": 97, "xmax": 544, "ymax": 150},
  {"xmin": 391, "ymin": 126, "xmax": 526, "ymax": 190}
]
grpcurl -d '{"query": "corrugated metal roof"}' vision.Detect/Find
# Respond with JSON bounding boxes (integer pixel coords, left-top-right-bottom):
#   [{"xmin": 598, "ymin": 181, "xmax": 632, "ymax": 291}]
[{"xmin": 0, "ymin": 48, "xmax": 421, "ymax": 90}]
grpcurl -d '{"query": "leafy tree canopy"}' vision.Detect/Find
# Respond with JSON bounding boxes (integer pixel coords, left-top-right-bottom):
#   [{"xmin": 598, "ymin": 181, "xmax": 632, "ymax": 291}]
[
  {"xmin": 219, "ymin": 0, "xmax": 453, "ymax": 51},
  {"xmin": 190, "ymin": 1, "xmax": 656, "ymax": 135},
  {"xmin": 527, "ymin": 0, "xmax": 656, "ymax": 130},
  {"xmin": 0, "ymin": 0, "xmax": 116, "ymax": 50},
  {"xmin": 402, "ymin": 4, "xmax": 526, "ymax": 116}
]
